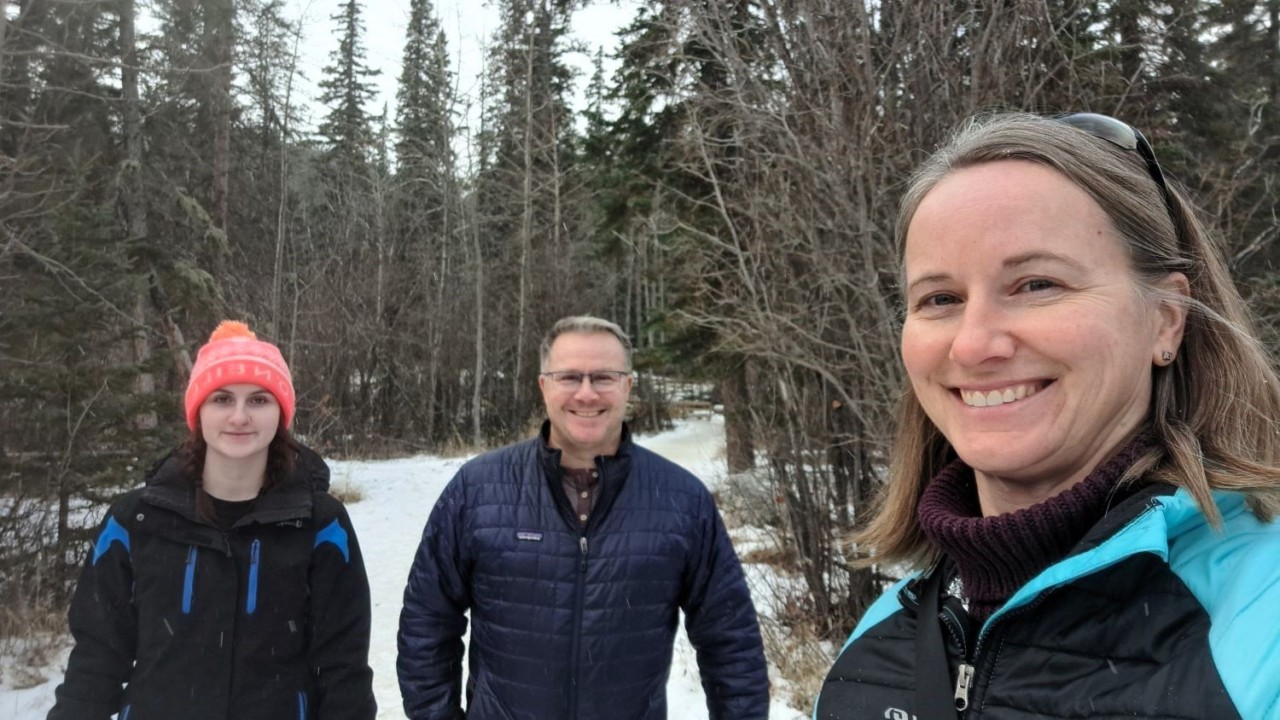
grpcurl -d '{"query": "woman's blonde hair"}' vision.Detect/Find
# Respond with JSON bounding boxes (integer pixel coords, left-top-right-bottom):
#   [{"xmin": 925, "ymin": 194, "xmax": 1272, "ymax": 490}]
[{"xmin": 856, "ymin": 112, "xmax": 1280, "ymax": 569}]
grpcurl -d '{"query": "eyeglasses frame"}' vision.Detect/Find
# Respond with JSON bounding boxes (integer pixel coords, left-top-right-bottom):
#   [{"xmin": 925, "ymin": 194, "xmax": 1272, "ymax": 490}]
[{"xmin": 539, "ymin": 370, "xmax": 632, "ymax": 392}]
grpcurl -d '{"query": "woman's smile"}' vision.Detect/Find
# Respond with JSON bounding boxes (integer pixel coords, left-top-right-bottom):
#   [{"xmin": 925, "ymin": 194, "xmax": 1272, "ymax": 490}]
[{"xmin": 956, "ymin": 381, "xmax": 1048, "ymax": 408}]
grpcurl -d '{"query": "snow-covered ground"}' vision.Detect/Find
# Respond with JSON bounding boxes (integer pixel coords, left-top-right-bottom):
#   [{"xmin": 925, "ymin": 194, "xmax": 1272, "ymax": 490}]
[{"xmin": 1, "ymin": 417, "xmax": 808, "ymax": 719}]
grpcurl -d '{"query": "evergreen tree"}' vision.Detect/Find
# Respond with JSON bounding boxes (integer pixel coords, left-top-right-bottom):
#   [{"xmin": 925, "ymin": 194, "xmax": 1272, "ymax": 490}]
[
  {"xmin": 143, "ymin": 0, "xmax": 239, "ymax": 304},
  {"xmin": 0, "ymin": 0, "xmax": 176, "ymax": 614},
  {"xmin": 228, "ymin": 0, "xmax": 307, "ymax": 334},
  {"xmin": 317, "ymin": 0, "xmax": 381, "ymax": 170},
  {"xmin": 1198, "ymin": 0, "xmax": 1280, "ymax": 273},
  {"xmin": 587, "ymin": 2, "xmax": 682, "ymax": 344},
  {"xmin": 391, "ymin": 0, "xmax": 461, "ymax": 443},
  {"xmin": 474, "ymin": 0, "xmax": 593, "ymax": 435},
  {"xmin": 396, "ymin": 0, "xmax": 453, "ymax": 181},
  {"xmin": 300, "ymin": 0, "xmax": 390, "ymax": 448}
]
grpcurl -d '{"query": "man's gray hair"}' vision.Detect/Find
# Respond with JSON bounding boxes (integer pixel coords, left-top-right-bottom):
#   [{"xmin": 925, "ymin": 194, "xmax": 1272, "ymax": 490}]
[{"xmin": 539, "ymin": 316, "xmax": 633, "ymax": 371}]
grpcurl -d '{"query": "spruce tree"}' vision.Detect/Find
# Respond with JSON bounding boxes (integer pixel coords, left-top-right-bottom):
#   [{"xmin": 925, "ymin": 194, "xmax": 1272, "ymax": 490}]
[
  {"xmin": 474, "ymin": 0, "xmax": 588, "ymax": 434},
  {"xmin": 392, "ymin": 0, "xmax": 459, "ymax": 443},
  {"xmin": 302, "ymin": 0, "xmax": 390, "ymax": 446},
  {"xmin": 396, "ymin": 0, "xmax": 453, "ymax": 182},
  {"xmin": 0, "ymin": 0, "xmax": 176, "ymax": 612},
  {"xmin": 317, "ymin": 0, "xmax": 381, "ymax": 171},
  {"xmin": 1199, "ymin": 0, "xmax": 1280, "ymax": 273}
]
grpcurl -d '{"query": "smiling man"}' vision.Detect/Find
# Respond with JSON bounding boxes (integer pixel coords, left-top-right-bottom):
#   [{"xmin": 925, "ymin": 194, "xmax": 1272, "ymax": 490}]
[{"xmin": 397, "ymin": 316, "xmax": 768, "ymax": 720}]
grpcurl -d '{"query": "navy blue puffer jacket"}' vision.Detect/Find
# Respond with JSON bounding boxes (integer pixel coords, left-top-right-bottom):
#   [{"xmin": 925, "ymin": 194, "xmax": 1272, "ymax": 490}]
[{"xmin": 397, "ymin": 424, "xmax": 769, "ymax": 720}]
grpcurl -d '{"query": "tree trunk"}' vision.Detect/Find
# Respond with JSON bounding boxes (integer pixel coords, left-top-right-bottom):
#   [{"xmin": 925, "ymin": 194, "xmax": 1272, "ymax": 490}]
[
  {"xmin": 722, "ymin": 357, "xmax": 755, "ymax": 472},
  {"xmin": 1270, "ymin": 0, "xmax": 1280, "ymax": 112},
  {"xmin": 209, "ymin": 0, "xmax": 234, "ymax": 234},
  {"xmin": 425, "ymin": 174, "xmax": 451, "ymax": 445},
  {"xmin": 121, "ymin": 0, "xmax": 157, "ymax": 429},
  {"xmin": 272, "ymin": 24, "xmax": 303, "ymax": 337},
  {"xmin": 0, "ymin": 0, "xmax": 8, "ymax": 82},
  {"xmin": 472, "ymin": 195, "xmax": 486, "ymax": 448},
  {"xmin": 513, "ymin": 22, "xmax": 536, "ymax": 413}
]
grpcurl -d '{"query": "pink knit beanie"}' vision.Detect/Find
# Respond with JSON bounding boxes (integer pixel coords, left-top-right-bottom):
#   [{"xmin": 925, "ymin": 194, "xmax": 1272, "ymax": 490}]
[{"xmin": 184, "ymin": 321, "xmax": 295, "ymax": 430}]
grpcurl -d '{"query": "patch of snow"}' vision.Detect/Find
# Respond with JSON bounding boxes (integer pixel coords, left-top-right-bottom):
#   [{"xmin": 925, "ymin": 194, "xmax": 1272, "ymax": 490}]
[{"xmin": 0, "ymin": 641, "xmax": 68, "ymax": 718}]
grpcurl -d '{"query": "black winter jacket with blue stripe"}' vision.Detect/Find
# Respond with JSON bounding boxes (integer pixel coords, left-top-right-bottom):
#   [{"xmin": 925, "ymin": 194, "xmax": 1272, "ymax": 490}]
[
  {"xmin": 48, "ymin": 446, "xmax": 376, "ymax": 720},
  {"xmin": 815, "ymin": 483, "xmax": 1280, "ymax": 720},
  {"xmin": 396, "ymin": 423, "xmax": 769, "ymax": 720}
]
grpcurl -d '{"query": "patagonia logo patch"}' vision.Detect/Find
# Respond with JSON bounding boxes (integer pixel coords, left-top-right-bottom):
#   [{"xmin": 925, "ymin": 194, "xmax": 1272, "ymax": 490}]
[{"xmin": 516, "ymin": 531, "xmax": 543, "ymax": 542}]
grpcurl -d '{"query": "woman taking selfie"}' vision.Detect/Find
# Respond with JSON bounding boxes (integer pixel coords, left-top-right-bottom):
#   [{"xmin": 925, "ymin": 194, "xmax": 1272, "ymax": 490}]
[
  {"xmin": 816, "ymin": 113, "xmax": 1280, "ymax": 719},
  {"xmin": 50, "ymin": 321, "xmax": 376, "ymax": 720}
]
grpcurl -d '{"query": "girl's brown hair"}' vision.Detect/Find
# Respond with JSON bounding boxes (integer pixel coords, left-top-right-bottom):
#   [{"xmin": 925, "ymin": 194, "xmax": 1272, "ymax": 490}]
[{"xmin": 179, "ymin": 425, "xmax": 301, "ymax": 524}]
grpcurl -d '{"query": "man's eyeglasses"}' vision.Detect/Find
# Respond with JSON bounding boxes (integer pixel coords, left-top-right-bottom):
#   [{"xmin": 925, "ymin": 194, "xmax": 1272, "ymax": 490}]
[
  {"xmin": 541, "ymin": 370, "xmax": 630, "ymax": 393},
  {"xmin": 1055, "ymin": 112, "xmax": 1176, "ymax": 220}
]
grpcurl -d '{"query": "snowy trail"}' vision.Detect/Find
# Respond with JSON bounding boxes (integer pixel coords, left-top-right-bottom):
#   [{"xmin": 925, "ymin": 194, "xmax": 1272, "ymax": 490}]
[{"xmin": 2, "ymin": 417, "xmax": 807, "ymax": 719}]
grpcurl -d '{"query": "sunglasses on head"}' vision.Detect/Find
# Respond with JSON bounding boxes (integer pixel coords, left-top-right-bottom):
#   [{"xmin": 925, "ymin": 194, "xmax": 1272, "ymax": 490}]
[{"xmin": 1055, "ymin": 112, "xmax": 1176, "ymax": 217}]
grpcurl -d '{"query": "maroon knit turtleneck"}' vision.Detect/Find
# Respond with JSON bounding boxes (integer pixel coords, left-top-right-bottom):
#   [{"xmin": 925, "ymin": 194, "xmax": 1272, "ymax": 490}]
[{"xmin": 918, "ymin": 437, "xmax": 1152, "ymax": 624}]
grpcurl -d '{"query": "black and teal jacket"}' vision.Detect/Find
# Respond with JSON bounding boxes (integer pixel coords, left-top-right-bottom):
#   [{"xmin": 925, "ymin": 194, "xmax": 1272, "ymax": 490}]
[
  {"xmin": 816, "ymin": 484, "xmax": 1280, "ymax": 719},
  {"xmin": 48, "ymin": 446, "xmax": 376, "ymax": 720}
]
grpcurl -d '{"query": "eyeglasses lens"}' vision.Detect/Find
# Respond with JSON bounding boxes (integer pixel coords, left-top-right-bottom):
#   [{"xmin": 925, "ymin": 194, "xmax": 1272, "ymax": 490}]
[
  {"xmin": 1056, "ymin": 113, "xmax": 1139, "ymax": 151},
  {"xmin": 550, "ymin": 372, "xmax": 623, "ymax": 392},
  {"xmin": 1055, "ymin": 112, "xmax": 1174, "ymax": 222}
]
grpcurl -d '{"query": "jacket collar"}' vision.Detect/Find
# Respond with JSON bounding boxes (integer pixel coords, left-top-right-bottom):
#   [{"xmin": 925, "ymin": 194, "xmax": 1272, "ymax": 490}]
[
  {"xmin": 978, "ymin": 481, "xmax": 1197, "ymax": 632},
  {"xmin": 535, "ymin": 419, "xmax": 633, "ymax": 478},
  {"xmin": 536, "ymin": 420, "xmax": 634, "ymax": 530},
  {"xmin": 141, "ymin": 443, "xmax": 330, "ymax": 526}
]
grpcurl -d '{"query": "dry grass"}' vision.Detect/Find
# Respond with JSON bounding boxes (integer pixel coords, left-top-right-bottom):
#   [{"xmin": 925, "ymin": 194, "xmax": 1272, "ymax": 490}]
[
  {"xmin": 760, "ymin": 617, "xmax": 833, "ymax": 710},
  {"xmin": 329, "ymin": 481, "xmax": 365, "ymax": 505},
  {"xmin": 0, "ymin": 606, "xmax": 65, "ymax": 644},
  {"xmin": 0, "ymin": 606, "xmax": 70, "ymax": 689},
  {"xmin": 435, "ymin": 437, "xmax": 488, "ymax": 459},
  {"xmin": 739, "ymin": 543, "xmax": 791, "ymax": 568},
  {"xmin": 748, "ymin": 569, "xmax": 837, "ymax": 712},
  {"xmin": 6, "ymin": 636, "xmax": 66, "ymax": 689},
  {"xmin": 717, "ymin": 468, "xmax": 839, "ymax": 713}
]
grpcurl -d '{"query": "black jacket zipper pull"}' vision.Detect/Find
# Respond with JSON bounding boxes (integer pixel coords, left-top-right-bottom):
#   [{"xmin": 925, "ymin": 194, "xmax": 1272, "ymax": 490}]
[{"xmin": 579, "ymin": 536, "xmax": 588, "ymax": 572}]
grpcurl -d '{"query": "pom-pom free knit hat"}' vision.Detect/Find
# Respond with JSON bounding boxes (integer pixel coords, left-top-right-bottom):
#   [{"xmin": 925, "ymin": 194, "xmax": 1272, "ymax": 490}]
[{"xmin": 184, "ymin": 321, "xmax": 295, "ymax": 430}]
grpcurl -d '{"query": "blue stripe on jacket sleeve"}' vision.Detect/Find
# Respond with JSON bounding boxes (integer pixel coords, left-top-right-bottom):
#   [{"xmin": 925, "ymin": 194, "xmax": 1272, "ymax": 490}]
[
  {"xmin": 842, "ymin": 575, "xmax": 913, "ymax": 651},
  {"xmin": 92, "ymin": 516, "xmax": 131, "ymax": 565},
  {"xmin": 812, "ymin": 575, "xmax": 913, "ymax": 720},
  {"xmin": 1164, "ymin": 490, "xmax": 1280, "ymax": 720},
  {"xmin": 314, "ymin": 518, "xmax": 350, "ymax": 563}
]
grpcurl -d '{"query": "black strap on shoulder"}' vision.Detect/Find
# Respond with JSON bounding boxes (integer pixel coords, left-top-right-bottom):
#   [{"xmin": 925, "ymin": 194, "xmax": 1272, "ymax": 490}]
[{"xmin": 915, "ymin": 564, "xmax": 956, "ymax": 719}]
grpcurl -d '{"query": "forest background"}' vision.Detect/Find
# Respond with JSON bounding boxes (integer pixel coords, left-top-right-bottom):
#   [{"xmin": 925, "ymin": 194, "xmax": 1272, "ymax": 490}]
[{"xmin": 3, "ymin": 0, "xmax": 1280, "ymax": 705}]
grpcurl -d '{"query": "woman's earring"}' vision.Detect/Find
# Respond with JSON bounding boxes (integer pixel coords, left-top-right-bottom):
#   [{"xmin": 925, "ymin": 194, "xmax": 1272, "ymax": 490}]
[{"xmin": 1161, "ymin": 351, "xmax": 1174, "ymax": 363}]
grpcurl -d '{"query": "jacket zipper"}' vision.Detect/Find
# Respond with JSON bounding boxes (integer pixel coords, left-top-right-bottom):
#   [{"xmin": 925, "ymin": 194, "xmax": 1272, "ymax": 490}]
[
  {"xmin": 954, "ymin": 597, "xmax": 1044, "ymax": 714},
  {"xmin": 567, "ymin": 454, "xmax": 606, "ymax": 720},
  {"xmin": 950, "ymin": 496, "xmax": 1165, "ymax": 714},
  {"xmin": 567, "ymin": 532, "xmax": 589, "ymax": 720},
  {"xmin": 181, "ymin": 545, "xmax": 197, "ymax": 614},
  {"xmin": 247, "ymin": 538, "xmax": 261, "ymax": 614},
  {"xmin": 937, "ymin": 590, "xmax": 974, "ymax": 712}
]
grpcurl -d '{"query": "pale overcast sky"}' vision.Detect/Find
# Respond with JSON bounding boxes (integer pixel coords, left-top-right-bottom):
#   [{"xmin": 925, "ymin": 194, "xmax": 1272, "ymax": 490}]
[{"xmin": 292, "ymin": 0, "xmax": 642, "ymax": 143}]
